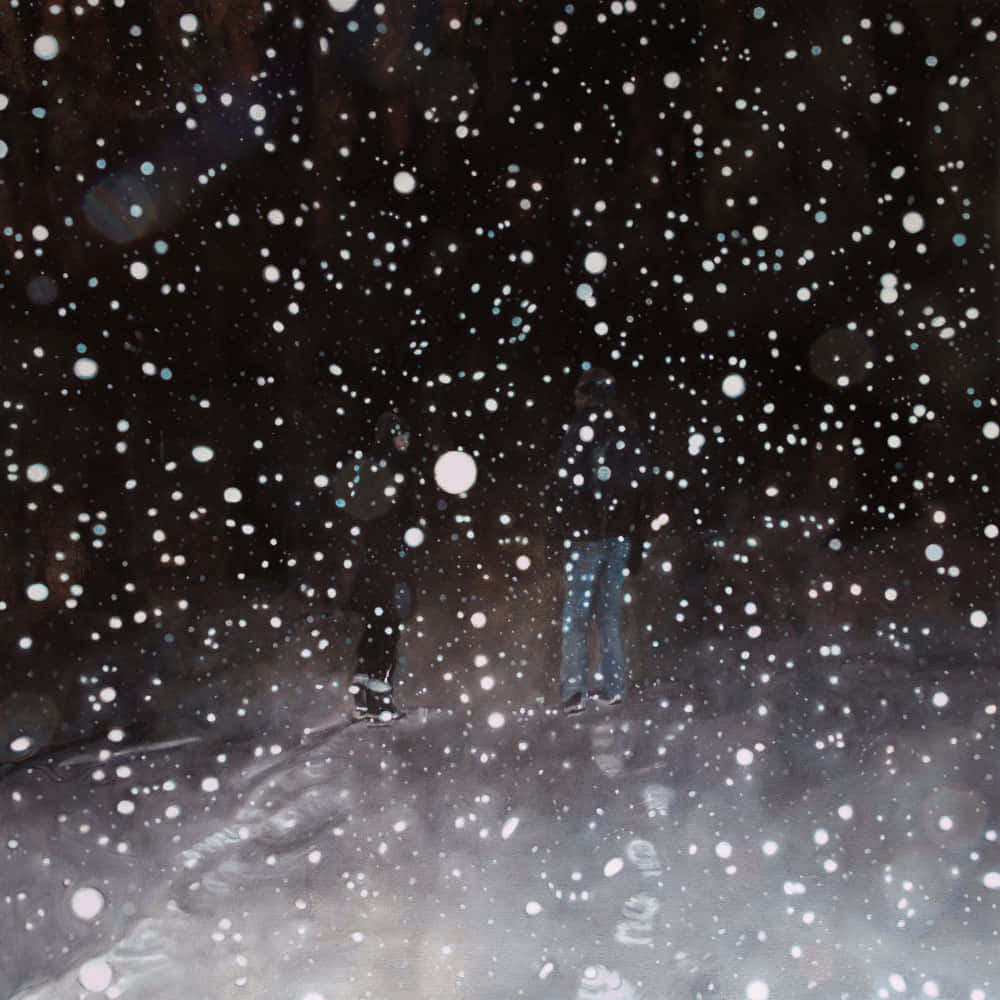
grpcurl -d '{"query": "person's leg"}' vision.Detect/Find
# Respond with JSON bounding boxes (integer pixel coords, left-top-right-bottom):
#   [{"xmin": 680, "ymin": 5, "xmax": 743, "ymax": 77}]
[
  {"xmin": 353, "ymin": 598, "xmax": 400, "ymax": 716},
  {"xmin": 560, "ymin": 542, "xmax": 599, "ymax": 703},
  {"xmin": 594, "ymin": 537, "xmax": 630, "ymax": 699},
  {"xmin": 367, "ymin": 612, "xmax": 404, "ymax": 717}
]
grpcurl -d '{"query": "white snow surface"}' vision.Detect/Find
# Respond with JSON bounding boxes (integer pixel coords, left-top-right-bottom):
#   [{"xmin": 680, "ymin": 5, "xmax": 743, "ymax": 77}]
[{"xmin": 4, "ymin": 669, "xmax": 997, "ymax": 1000}]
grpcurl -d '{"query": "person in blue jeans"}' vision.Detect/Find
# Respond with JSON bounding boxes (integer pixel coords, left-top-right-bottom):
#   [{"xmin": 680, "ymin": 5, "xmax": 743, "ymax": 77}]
[{"xmin": 548, "ymin": 368, "xmax": 651, "ymax": 714}]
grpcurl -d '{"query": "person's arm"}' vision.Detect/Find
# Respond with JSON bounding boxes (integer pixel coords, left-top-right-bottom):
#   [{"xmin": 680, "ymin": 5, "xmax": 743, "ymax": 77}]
[
  {"xmin": 627, "ymin": 435, "xmax": 653, "ymax": 575},
  {"xmin": 545, "ymin": 427, "xmax": 575, "ymax": 568}
]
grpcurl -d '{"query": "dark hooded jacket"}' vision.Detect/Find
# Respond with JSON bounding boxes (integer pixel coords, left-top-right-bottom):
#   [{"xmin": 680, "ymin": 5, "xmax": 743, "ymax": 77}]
[
  {"xmin": 340, "ymin": 413, "xmax": 421, "ymax": 615},
  {"xmin": 548, "ymin": 403, "xmax": 651, "ymax": 545}
]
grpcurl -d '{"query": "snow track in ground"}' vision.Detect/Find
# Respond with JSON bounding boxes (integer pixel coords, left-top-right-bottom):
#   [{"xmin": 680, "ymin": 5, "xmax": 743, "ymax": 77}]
[{"xmin": 8, "ymin": 684, "xmax": 999, "ymax": 1000}]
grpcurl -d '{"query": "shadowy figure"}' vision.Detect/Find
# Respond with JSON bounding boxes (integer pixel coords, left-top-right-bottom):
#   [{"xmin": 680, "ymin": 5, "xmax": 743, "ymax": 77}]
[
  {"xmin": 341, "ymin": 411, "xmax": 423, "ymax": 722},
  {"xmin": 548, "ymin": 369, "xmax": 651, "ymax": 715}
]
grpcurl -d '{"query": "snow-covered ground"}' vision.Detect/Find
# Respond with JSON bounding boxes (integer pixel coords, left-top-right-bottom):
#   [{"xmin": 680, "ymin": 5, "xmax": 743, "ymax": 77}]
[{"xmin": 4, "ymin": 645, "xmax": 998, "ymax": 1000}]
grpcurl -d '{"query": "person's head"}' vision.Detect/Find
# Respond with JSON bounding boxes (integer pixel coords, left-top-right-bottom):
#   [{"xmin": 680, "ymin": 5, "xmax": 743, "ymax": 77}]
[
  {"xmin": 376, "ymin": 411, "xmax": 411, "ymax": 453},
  {"xmin": 574, "ymin": 367, "xmax": 616, "ymax": 412}
]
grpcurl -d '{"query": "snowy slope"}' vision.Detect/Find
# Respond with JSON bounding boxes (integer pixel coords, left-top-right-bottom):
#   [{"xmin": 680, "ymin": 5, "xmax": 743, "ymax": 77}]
[{"xmin": 5, "ymin": 669, "xmax": 998, "ymax": 1000}]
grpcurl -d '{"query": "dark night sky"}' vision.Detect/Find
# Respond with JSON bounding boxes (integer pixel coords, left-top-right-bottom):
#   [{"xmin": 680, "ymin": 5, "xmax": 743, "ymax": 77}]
[{"xmin": 1, "ymin": 1, "xmax": 998, "ymax": 713}]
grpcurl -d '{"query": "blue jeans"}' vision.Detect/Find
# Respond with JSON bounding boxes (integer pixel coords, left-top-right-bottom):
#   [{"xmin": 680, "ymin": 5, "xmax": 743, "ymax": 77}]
[{"xmin": 560, "ymin": 537, "xmax": 631, "ymax": 701}]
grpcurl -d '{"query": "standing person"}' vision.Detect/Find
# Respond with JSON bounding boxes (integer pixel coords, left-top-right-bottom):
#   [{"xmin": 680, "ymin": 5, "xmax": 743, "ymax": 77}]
[
  {"xmin": 339, "ymin": 411, "xmax": 423, "ymax": 722},
  {"xmin": 548, "ymin": 368, "xmax": 650, "ymax": 715}
]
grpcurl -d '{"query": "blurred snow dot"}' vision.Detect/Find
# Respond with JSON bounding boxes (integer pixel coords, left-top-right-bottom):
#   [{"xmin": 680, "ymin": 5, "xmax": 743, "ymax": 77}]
[
  {"xmin": 576, "ymin": 282, "xmax": 594, "ymax": 301},
  {"xmin": 970, "ymin": 610, "xmax": 988, "ymax": 629},
  {"xmin": 902, "ymin": 211, "xmax": 925, "ymax": 233},
  {"xmin": 19, "ymin": 636, "xmax": 34, "ymax": 651},
  {"xmin": 74, "ymin": 358, "xmax": 98, "ymax": 380},
  {"xmin": 889, "ymin": 974, "xmax": 907, "ymax": 992},
  {"xmin": 201, "ymin": 777, "xmax": 220, "ymax": 793},
  {"xmin": 796, "ymin": 287, "xmax": 811, "ymax": 302},
  {"xmin": 26, "ymin": 463, "xmax": 49, "ymax": 482},
  {"xmin": 501, "ymin": 817, "xmax": 519, "ymax": 839},
  {"xmin": 71, "ymin": 887, "xmax": 105, "ymax": 920},
  {"xmin": 393, "ymin": 170, "xmax": 416, "ymax": 194},
  {"xmin": 578, "ymin": 424, "xmax": 595, "ymax": 443},
  {"xmin": 108, "ymin": 728, "xmax": 125, "ymax": 743},
  {"xmin": 99, "ymin": 687, "xmax": 116, "ymax": 704},
  {"xmin": 470, "ymin": 611, "xmax": 487, "ymax": 629},
  {"xmin": 303, "ymin": 994, "xmax": 326, "ymax": 1000},
  {"xmin": 838, "ymin": 804, "xmax": 854, "ymax": 820},
  {"xmin": 663, "ymin": 71, "xmax": 681, "ymax": 88},
  {"xmin": 34, "ymin": 35, "xmax": 60, "ymax": 60},
  {"xmin": 525, "ymin": 901, "xmax": 542, "ymax": 915},
  {"xmin": 887, "ymin": 434, "xmax": 902, "ymax": 449},
  {"xmin": 986, "ymin": 524, "xmax": 999, "ymax": 539},
  {"xmin": 480, "ymin": 675, "xmax": 495, "ymax": 691},
  {"xmin": 931, "ymin": 691, "xmax": 949, "ymax": 708},
  {"xmin": 328, "ymin": 0, "xmax": 358, "ymax": 10},
  {"xmin": 314, "ymin": 474, "xmax": 329, "ymax": 489},
  {"xmin": 746, "ymin": 982, "xmax": 769, "ymax": 1000},
  {"xmin": 249, "ymin": 104, "xmax": 267, "ymax": 122},
  {"xmin": 715, "ymin": 841, "xmax": 733, "ymax": 859},
  {"xmin": 604, "ymin": 857, "xmax": 624, "ymax": 877},
  {"xmin": 434, "ymin": 450, "xmax": 477, "ymax": 494},
  {"xmin": 515, "ymin": 554, "xmax": 532, "ymax": 571},
  {"xmin": 78, "ymin": 958, "xmax": 113, "ymax": 992},
  {"xmin": 179, "ymin": 13, "xmax": 198, "ymax": 32},
  {"xmin": 983, "ymin": 872, "xmax": 1000, "ymax": 889},
  {"xmin": 487, "ymin": 712, "xmax": 505, "ymax": 729},
  {"xmin": 192, "ymin": 445, "xmax": 214, "ymax": 463},
  {"xmin": 129, "ymin": 261, "xmax": 149, "ymax": 280},
  {"xmin": 762, "ymin": 840, "xmax": 778, "ymax": 855},
  {"xmin": 26, "ymin": 583, "xmax": 49, "ymax": 602},
  {"xmin": 722, "ymin": 373, "xmax": 746, "ymax": 398},
  {"xmin": 485, "ymin": 397, "xmax": 498, "ymax": 412},
  {"xmin": 116, "ymin": 800, "xmax": 135, "ymax": 815},
  {"xmin": 404, "ymin": 526, "xmax": 425, "ymax": 548},
  {"xmin": 267, "ymin": 209, "xmax": 285, "ymax": 225},
  {"xmin": 814, "ymin": 828, "xmax": 829, "ymax": 845},
  {"xmin": 884, "ymin": 588, "xmax": 898, "ymax": 602},
  {"xmin": 584, "ymin": 251, "xmax": 607, "ymax": 274},
  {"xmin": 224, "ymin": 487, "xmax": 242, "ymax": 503},
  {"xmin": 983, "ymin": 421, "xmax": 999, "ymax": 440},
  {"xmin": 264, "ymin": 265, "xmax": 281, "ymax": 283},
  {"xmin": 735, "ymin": 748, "xmax": 754, "ymax": 766},
  {"xmin": 32, "ymin": 224, "xmax": 49, "ymax": 242},
  {"xmin": 924, "ymin": 543, "xmax": 943, "ymax": 562}
]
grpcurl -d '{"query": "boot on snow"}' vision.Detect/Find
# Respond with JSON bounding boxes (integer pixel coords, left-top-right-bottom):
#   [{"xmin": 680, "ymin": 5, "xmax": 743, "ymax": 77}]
[
  {"xmin": 349, "ymin": 674, "xmax": 373, "ymax": 721},
  {"xmin": 366, "ymin": 678, "xmax": 405, "ymax": 723}
]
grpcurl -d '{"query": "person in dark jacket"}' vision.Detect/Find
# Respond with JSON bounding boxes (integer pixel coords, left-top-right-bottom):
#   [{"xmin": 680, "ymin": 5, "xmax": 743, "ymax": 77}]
[
  {"xmin": 341, "ymin": 411, "xmax": 423, "ymax": 722},
  {"xmin": 548, "ymin": 368, "xmax": 650, "ymax": 714}
]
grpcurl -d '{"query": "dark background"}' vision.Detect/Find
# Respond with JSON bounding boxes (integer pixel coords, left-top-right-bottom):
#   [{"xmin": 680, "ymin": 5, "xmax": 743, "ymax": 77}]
[{"xmin": 1, "ymin": 0, "xmax": 998, "ymax": 746}]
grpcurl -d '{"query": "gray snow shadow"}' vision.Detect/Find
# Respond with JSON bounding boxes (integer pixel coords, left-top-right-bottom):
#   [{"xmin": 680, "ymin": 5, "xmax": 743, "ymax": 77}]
[{"xmin": 8, "ymin": 689, "xmax": 999, "ymax": 1000}]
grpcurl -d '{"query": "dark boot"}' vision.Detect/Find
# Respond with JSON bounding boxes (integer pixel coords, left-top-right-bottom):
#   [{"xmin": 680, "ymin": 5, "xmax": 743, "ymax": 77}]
[
  {"xmin": 367, "ymin": 679, "xmax": 404, "ymax": 722},
  {"xmin": 349, "ymin": 674, "xmax": 372, "ymax": 721}
]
